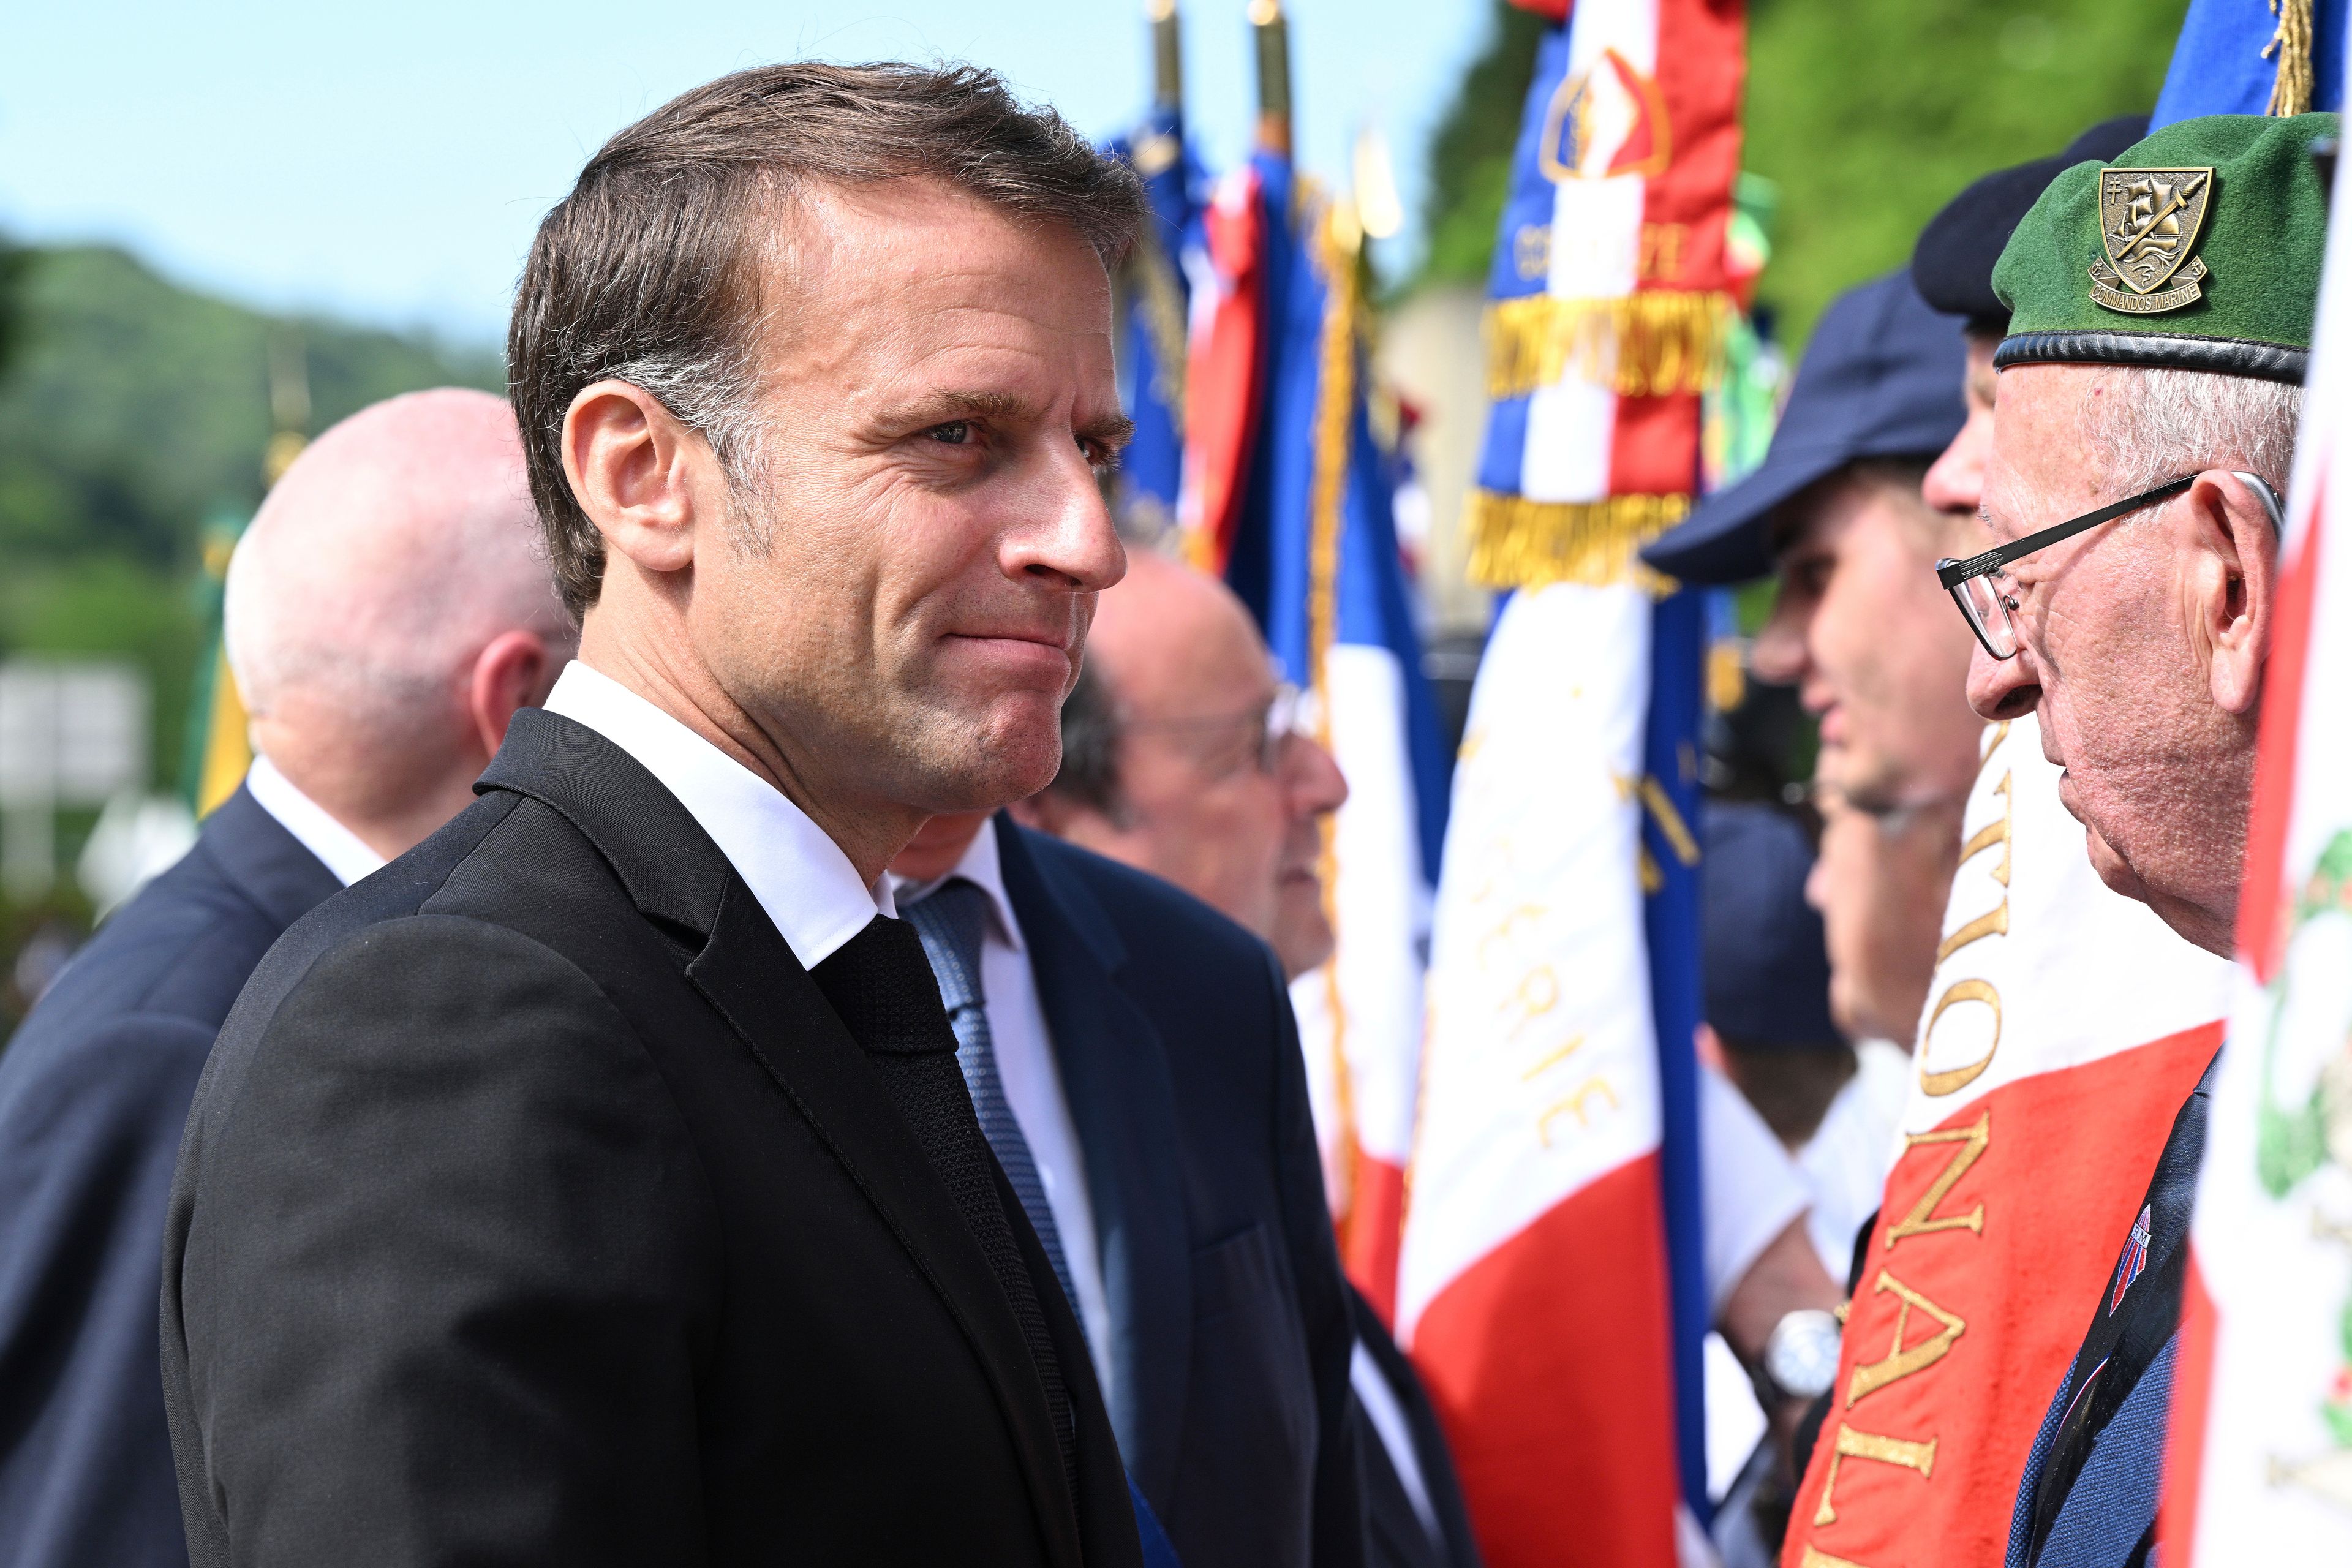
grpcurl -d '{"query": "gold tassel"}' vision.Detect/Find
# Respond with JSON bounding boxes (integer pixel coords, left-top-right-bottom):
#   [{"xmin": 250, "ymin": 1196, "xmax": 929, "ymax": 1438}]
[
  {"xmin": 1484, "ymin": 292, "xmax": 1735, "ymax": 402},
  {"xmin": 2265, "ymin": 0, "xmax": 2315, "ymax": 116},
  {"xmin": 1463, "ymin": 488, "xmax": 1687, "ymax": 594}
]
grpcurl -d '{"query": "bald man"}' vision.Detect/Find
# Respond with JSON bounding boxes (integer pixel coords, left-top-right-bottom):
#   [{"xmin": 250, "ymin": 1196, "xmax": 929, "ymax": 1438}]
[{"xmin": 0, "ymin": 388, "xmax": 570, "ymax": 1568}]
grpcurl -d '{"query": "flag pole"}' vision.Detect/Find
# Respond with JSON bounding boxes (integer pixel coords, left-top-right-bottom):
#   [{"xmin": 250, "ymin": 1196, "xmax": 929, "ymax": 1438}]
[
  {"xmin": 1248, "ymin": 0, "xmax": 1291, "ymax": 158},
  {"xmin": 1149, "ymin": 0, "xmax": 1183, "ymax": 111}
]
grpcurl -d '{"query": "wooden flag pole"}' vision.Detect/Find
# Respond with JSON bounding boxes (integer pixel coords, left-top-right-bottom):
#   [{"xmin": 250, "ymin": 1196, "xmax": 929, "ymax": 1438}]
[{"xmin": 1249, "ymin": 0, "xmax": 1291, "ymax": 158}]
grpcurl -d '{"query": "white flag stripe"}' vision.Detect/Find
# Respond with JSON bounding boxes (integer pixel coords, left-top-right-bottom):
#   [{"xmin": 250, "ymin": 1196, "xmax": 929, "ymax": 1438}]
[
  {"xmin": 1321, "ymin": 641, "xmax": 1428, "ymax": 1168},
  {"xmin": 1545, "ymin": 172, "xmax": 1648, "ymax": 303},
  {"xmin": 1291, "ymin": 643, "xmax": 1431, "ymax": 1202},
  {"xmin": 1521, "ymin": 372, "xmax": 1623, "ymax": 506},
  {"xmin": 1398, "ymin": 582, "xmax": 1661, "ymax": 1338},
  {"xmin": 2185, "ymin": 124, "xmax": 2352, "ymax": 1544}
]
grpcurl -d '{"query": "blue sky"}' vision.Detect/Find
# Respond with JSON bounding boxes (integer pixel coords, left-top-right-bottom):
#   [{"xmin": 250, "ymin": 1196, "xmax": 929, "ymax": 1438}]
[{"xmin": 1, "ymin": 1, "xmax": 1491, "ymax": 347}]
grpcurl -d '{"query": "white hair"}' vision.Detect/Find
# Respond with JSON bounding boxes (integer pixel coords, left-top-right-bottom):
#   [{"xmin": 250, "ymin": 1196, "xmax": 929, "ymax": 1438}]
[{"xmin": 2081, "ymin": 365, "xmax": 2304, "ymax": 500}]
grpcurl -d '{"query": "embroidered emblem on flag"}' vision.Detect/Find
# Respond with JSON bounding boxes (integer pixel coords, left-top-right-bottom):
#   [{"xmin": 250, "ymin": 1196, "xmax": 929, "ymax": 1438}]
[{"xmin": 2109, "ymin": 1204, "xmax": 2154, "ymax": 1316}]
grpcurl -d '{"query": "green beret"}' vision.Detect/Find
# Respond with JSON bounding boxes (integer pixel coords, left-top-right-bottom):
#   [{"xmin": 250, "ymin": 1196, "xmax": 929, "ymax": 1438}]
[{"xmin": 1992, "ymin": 111, "xmax": 2337, "ymax": 385}]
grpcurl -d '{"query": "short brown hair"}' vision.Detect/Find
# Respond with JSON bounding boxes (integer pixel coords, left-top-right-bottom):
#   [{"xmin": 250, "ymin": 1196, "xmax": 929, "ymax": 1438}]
[{"xmin": 509, "ymin": 62, "xmax": 1143, "ymax": 617}]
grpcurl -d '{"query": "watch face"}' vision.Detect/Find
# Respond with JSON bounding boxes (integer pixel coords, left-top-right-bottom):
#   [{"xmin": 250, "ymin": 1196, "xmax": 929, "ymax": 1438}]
[{"xmin": 1765, "ymin": 1309, "xmax": 1844, "ymax": 1401}]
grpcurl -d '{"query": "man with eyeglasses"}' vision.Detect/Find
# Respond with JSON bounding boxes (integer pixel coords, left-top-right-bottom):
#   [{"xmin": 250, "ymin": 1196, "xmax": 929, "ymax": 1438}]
[
  {"xmin": 1954, "ymin": 113, "xmax": 2327, "ymax": 1568},
  {"xmin": 1016, "ymin": 548, "xmax": 1489, "ymax": 1568},
  {"xmin": 883, "ymin": 541, "xmax": 1366, "ymax": 1568}
]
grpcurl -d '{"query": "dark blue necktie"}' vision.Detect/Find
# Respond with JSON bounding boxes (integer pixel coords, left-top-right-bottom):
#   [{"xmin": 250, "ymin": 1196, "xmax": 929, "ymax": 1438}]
[
  {"xmin": 903, "ymin": 877, "xmax": 1082, "ymax": 1313},
  {"xmin": 905, "ymin": 879, "xmax": 1183, "ymax": 1568}
]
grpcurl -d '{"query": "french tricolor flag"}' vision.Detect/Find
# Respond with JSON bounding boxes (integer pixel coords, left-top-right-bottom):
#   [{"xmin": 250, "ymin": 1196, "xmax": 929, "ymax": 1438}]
[
  {"xmin": 1178, "ymin": 119, "xmax": 1455, "ymax": 1319},
  {"xmin": 2163, "ymin": 72, "xmax": 2352, "ymax": 1556},
  {"xmin": 1395, "ymin": 0, "xmax": 1743, "ymax": 1561}
]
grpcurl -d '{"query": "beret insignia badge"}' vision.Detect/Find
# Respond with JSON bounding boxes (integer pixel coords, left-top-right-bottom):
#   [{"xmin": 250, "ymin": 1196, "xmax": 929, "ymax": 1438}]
[{"xmin": 2091, "ymin": 166, "xmax": 2214, "ymax": 314}]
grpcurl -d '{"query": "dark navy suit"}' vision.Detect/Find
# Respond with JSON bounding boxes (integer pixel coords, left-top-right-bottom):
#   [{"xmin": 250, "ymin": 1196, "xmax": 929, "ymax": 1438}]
[
  {"xmin": 0, "ymin": 786, "xmax": 336, "ymax": 1567},
  {"xmin": 996, "ymin": 817, "xmax": 1366, "ymax": 1568},
  {"xmin": 1351, "ymin": 1292, "xmax": 1483, "ymax": 1568},
  {"xmin": 2006, "ymin": 1054, "xmax": 2218, "ymax": 1568}
]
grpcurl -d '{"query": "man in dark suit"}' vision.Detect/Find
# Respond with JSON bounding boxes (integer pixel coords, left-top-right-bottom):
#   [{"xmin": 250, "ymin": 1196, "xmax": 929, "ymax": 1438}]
[
  {"xmin": 0, "ymin": 388, "xmax": 571, "ymax": 1568},
  {"xmin": 1015, "ymin": 550, "xmax": 1478, "ymax": 1568},
  {"xmin": 162, "ymin": 63, "xmax": 1278, "ymax": 1567},
  {"xmin": 884, "ymin": 806, "xmax": 1361, "ymax": 1568}
]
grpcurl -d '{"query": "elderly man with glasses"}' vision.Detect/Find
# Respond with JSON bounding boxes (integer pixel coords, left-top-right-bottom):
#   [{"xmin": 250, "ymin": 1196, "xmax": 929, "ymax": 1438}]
[
  {"xmin": 1953, "ymin": 113, "xmax": 2327, "ymax": 1568},
  {"xmin": 1017, "ymin": 548, "xmax": 1502, "ymax": 1568}
]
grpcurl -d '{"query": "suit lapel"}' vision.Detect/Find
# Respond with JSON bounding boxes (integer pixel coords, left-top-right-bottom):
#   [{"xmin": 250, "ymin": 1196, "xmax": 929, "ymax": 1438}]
[
  {"xmin": 480, "ymin": 712, "xmax": 1083, "ymax": 1568},
  {"xmin": 995, "ymin": 818, "xmax": 1194, "ymax": 1505}
]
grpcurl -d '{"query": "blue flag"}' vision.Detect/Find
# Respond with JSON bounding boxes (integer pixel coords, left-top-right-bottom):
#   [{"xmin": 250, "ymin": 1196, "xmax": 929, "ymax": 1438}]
[
  {"xmin": 1217, "ymin": 147, "xmax": 1452, "ymax": 1307},
  {"xmin": 1107, "ymin": 107, "xmax": 1200, "ymax": 537},
  {"xmin": 2154, "ymin": 0, "xmax": 2346, "ymax": 126}
]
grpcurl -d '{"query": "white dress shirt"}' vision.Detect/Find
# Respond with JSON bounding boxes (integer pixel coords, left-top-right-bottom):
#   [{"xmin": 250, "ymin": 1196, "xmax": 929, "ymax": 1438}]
[
  {"xmin": 541, "ymin": 661, "xmax": 892, "ymax": 967},
  {"xmin": 1698, "ymin": 1064, "xmax": 1811, "ymax": 1316},
  {"xmin": 1798, "ymin": 1038, "xmax": 1911, "ymax": 1280},
  {"xmin": 890, "ymin": 822, "xmax": 1115, "ymax": 1408},
  {"xmin": 244, "ymin": 755, "xmax": 388, "ymax": 888}
]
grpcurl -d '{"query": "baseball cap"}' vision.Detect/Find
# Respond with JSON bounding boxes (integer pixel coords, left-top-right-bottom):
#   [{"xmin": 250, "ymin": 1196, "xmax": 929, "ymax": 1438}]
[{"xmin": 1642, "ymin": 273, "xmax": 1966, "ymax": 585}]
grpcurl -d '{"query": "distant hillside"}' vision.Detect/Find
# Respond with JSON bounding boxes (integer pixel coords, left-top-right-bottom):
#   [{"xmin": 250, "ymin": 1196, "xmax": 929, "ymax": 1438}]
[{"xmin": 0, "ymin": 244, "xmax": 503, "ymax": 571}]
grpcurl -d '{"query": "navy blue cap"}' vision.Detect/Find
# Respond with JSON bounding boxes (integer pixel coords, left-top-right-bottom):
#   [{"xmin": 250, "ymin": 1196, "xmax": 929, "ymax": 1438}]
[
  {"xmin": 1910, "ymin": 115, "xmax": 2150, "ymax": 331},
  {"xmin": 1641, "ymin": 271, "xmax": 1966, "ymax": 585},
  {"xmin": 1702, "ymin": 802, "xmax": 1841, "ymax": 1050}
]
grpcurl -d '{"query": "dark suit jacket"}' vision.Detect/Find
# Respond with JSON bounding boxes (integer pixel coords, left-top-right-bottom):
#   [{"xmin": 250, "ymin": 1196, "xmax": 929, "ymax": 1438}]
[
  {"xmin": 995, "ymin": 818, "xmax": 1365, "ymax": 1568},
  {"xmin": 1348, "ymin": 1291, "xmax": 1482, "ymax": 1568},
  {"xmin": 160, "ymin": 710, "xmax": 1140, "ymax": 1568},
  {"xmin": 0, "ymin": 787, "xmax": 336, "ymax": 1568}
]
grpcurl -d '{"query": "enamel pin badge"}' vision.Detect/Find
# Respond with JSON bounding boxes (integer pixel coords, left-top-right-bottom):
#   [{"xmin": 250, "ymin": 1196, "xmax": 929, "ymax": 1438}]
[
  {"xmin": 2092, "ymin": 167, "xmax": 2214, "ymax": 314},
  {"xmin": 2108, "ymin": 1204, "xmax": 2153, "ymax": 1315}
]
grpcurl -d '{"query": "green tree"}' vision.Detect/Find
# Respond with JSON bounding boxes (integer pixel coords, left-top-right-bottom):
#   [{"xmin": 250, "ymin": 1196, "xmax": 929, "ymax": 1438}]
[
  {"xmin": 1745, "ymin": 0, "xmax": 2186, "ymax": 343},
  {"xmin": 0, "ymin": 245, "xmax": 502, "ymax": 572},
  {"xmin": 1417, "ymin": 0, "xmax": 1549, "ymax": 290},
  {"xmin": 1412, "ymin": 0, "xmax": 2190, "ymax": 344}
]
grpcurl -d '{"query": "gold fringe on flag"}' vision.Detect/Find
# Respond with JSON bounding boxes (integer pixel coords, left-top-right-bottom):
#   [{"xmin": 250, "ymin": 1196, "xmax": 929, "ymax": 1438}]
[
  {"xmin": 1125, "ymin": 224, "xmax": 1190, "ymax": 428},
  {"xmin": 1306, "ymin": 197, "xmax": 1365, "ymax": 1238},
  {"xmin": 1483, "ymin": 291, "xmax": 1735, "ymax": 402},
  {"xmin": 1464, "ymin": 488, "xmax": 1687, "ymax": 595},
  {"xmin": 2265, "ymin": 0, "xmax": 2316, "ymax": 116}
]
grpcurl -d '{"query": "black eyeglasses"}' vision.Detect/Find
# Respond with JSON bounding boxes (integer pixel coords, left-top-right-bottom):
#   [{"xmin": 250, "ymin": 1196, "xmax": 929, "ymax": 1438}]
[{"xmin": 1936, "ymin": 472, "xmax": 2284, "ymax": 660}]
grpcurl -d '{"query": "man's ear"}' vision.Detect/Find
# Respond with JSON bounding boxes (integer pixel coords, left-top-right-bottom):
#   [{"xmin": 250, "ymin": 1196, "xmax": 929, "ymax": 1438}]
[
  {"xmin": 465, "ymin": 630, "xmax": 555, "ymax": 762},
  {"xmin": 562, "ymin": 380, "xmax": 707, "ymax": 576},
  {"xmin": 2185, "ymin": 470, "xmax": 2283, "ymax": 717}
]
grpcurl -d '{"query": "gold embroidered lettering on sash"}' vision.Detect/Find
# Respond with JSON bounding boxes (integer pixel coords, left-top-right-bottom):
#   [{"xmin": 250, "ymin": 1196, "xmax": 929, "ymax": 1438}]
[
  {"xmin": 1936, "ymin": 902, "xmax": 2011, "ymax": 963},
  {"xmin": 1937, "ymin": 770, "xmax": 2012, "ymax": 963},
  {"xmin": 1883, "ymin": 1112, "xmax": 1990, "ymax": 1248},
  {"xmin": 1800, "ymin": 1549, "xmax": 1875, "ymax": 1568},
  {"xmin": 1919, "ymin": 979, "xmax": 2002, "ymax": 1096},
  {"xmin": 1956, "ymin": 771, "xmax": 2014, "ymax": 887},
  {"xmin": 1846, "ymin": 1270, "xmax": 1967, "ymax": 1404},
  {"xmin": 1812, "ymin": 1424, "xmax": 1939, "ymax": 1526}
]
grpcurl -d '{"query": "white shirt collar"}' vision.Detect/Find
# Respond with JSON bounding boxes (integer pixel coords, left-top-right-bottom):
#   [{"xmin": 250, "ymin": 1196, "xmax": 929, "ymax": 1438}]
[
  {"xmin": 244, "ymin": 755, "xmax": 390, "ymax": 888},
  {"xmin": 541, "ymin": 660, "xmax": 892, "ymax": 968},
  {"xmin": 888, "ymin": 815, "xmax": 1024, "ymax": 954}
]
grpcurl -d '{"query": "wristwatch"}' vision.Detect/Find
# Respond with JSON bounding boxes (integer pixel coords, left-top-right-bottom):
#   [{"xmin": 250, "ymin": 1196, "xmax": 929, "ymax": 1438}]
[{"xmin": 1760, "ymin": 1308, "xmax": 1844, "ymax": 1403}]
